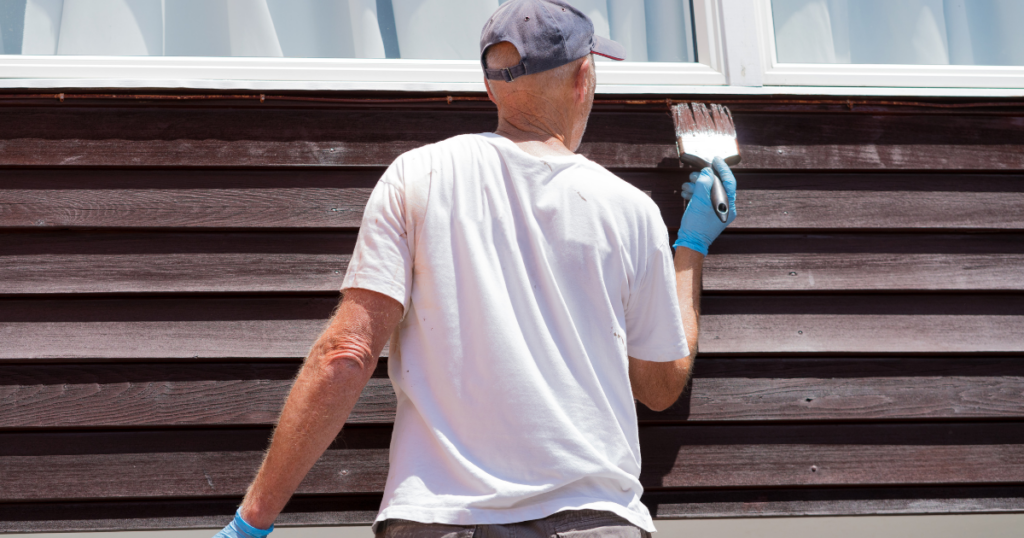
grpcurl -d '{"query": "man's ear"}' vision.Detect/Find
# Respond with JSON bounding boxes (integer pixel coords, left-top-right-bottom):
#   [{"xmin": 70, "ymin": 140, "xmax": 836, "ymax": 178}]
[
  {"xmin": 484, "ymin": 79, "xmax": 497, "ymax": 105},
  {"xmin": 575, "ymin": 56, "xmax": 592, "ymax": 103}
]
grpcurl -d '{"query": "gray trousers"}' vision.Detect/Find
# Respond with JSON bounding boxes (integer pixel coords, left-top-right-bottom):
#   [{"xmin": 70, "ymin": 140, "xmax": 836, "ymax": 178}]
[{"xmin": 375, "ymin": 509, "xmax": 650, "ymax": 538}]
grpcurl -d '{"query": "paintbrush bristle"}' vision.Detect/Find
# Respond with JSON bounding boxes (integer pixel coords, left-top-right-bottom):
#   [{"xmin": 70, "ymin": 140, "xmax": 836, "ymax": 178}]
[{"xmin": 671, "ymin": 102, "xmax": 740, "ymax": 167}]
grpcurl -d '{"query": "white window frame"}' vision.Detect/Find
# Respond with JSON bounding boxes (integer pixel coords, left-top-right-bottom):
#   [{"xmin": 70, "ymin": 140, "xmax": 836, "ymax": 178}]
[
  {"xmin": 752, "ymin": 0, "xmax": 1024, "ymax": 89},
  {"xmin": 0, "ymin": 0, "xmax": 726, "ymax": 93}
]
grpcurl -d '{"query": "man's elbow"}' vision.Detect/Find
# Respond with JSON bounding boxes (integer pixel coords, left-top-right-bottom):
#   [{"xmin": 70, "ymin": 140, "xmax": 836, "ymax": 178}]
[
  {"xmin": 639, "ymin": 356, "xmax": 692, "ymax": 412},
  {"xmin": 642, "ymin": 385, "xmax": 685, "ymax": 412},
  {"xmin": 310, "ymin": 337, "xmax": 378, "ymax": 380}
]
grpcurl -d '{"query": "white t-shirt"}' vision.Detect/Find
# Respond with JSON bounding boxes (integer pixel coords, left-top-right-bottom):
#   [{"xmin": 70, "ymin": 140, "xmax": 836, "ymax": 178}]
[{"xmin": 341, "ymin": 133, "xmax": 688, "ymax": 532}]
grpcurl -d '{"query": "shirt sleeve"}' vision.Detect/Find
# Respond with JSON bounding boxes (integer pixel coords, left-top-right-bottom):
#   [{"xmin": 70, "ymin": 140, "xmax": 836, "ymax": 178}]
[
  {"xmin": 340, "ymin": 165, "xmax": 413, "ymax": 314},
  {"xmin": 623, "ymin": 222, "xmax": 690, "ymax": 362}
]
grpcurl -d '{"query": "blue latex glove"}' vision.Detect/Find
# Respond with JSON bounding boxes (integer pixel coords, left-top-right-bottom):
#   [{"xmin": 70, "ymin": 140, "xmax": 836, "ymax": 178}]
[
  {"xmin": 213, "ymin": 509, "xmax": 274, "ymax": 538},
  {"xmin": 674, "ymin": 157, "xmax": 737, "ymax": 255}
]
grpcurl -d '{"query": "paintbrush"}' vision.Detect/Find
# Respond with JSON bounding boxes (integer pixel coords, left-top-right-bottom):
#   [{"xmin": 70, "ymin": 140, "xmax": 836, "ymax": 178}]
[{"xmin": 670, "ymin": 103, "xmax": 741, "ymax": 223}]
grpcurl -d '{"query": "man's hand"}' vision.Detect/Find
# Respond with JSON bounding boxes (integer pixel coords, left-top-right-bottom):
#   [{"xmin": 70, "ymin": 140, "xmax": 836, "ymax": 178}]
[
  {"xmin": 214, "ymin": 509, "xmax": 273, "ymax": 538},
  {"xmin": 674, "ymin": 157, "xmax": 738, "ymax": 255}
]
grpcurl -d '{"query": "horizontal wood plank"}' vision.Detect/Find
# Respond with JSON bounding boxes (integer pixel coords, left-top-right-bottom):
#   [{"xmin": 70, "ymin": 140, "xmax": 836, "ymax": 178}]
[
  {"xmin": 0, "ymin": 428, "xmax": 391, "ymax": 501},
  {"xmin": 0, "ymin": 232, "xmax": 354, "ymax": 294},
  {"xmin": 0, "ymin": 297, "xmax": 337, "ymax": 360},
  {"xmin": 705, "ymin": 234, "xmax": 1024, "ymax": 292},
  {"xmin": 2, "ymin": 295, "xmax": 1022, "ymax": 359},
  {"xmin": 731, "ymin": 112, "xmax": 1024, "ymax": 171},
  {"xmin": 0, "ymin": 495, "xmax": 384, "ymax": 532},
  {"xmin": 700, "ymin": 294, "xmax": 1024, "ymax": 355},
  {"xmin": 2, "ymin": 232, "xmax": 1021, "ymax": 295},
  {"xmin": 4, "ymin": 485, "xmax": 1023, "ymax": 532},
  {"xmin": 643, "ymin": 486, "xmax": 1024, "ymax": 519},
  {"xmin": 1, "ymin": 105, "xmax": 1022, "ymax": 170},
  {"xmin": 4, "ymin": 171, "xmax": 1022, "ymax": 232},
  {"xmin": 0, "ymin": 363, "xmax": 393, "ymax": 428},
  {"xmin": 3, "ymin": 423, "xmax": 1022, "ymax": 501},
  {"xmin": 3, "ymin": 359, "xmax": 1023, "ymax": 428},
  {"xmin": 642, "ymin": 357, "xmax": 1024, "ymax": 423},
  {"xmin": 639, "ymin": 422, "xmax": 1024, "ymax": 490},
  {"xmin": 624, "ymin": 172, "xmax": 1024, "ymax": 232},
  {"xmin": 0, "ymin": 169, "xmax": 377, "ymax": 229}
]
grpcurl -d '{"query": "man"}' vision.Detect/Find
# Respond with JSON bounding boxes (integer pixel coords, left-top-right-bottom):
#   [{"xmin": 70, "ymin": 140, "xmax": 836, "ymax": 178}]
[{"xmin": 216, "ymin": 1, "xmax": 737, "ymax": 537}]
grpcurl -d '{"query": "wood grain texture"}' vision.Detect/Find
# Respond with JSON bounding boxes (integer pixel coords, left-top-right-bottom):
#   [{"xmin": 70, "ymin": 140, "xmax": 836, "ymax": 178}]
[
  {"xmin": 0, "ymin": 428, "xmax": 391, "ymax": 501},
  {"xmin": 638, "ymin": 422, "xmax": 1024, "ymax": 489},
  {"xmin": 732, "ymin": 113, "xmax": 1024, "ymax": 171},
  {"xmin": 0, "ymin": 495, "xmax": 384, "ymax": 532},
  {"xmin": 0, "ymin": 363, "xmax": 395, "ymax": 428},
  {"xmin": 1, "ymin": 105, "xmax": 1022, "ymax": 170},
  {"xmin": 0, "ymin": 169, "xmax": 378, "ymax": 230},
  {"xmin": 3, "ymin": 359, "xmax": 1023, "ymax": 429},
  {"xmin": 641, "ymin": 357, "xmax": 1024, "ymax": 423},
  {"xmin": 0, "ymin": 297, "xmax": 337, "ymax": 360},
  {"xmin": 5, "ymin": 171, "xmax": 1023, "ymax": 232},
  {"xmin": 0, "ymin": 232, "xmax": 354, "ymax": 294},
  {"xmin": 699, "ymin": 294, "xmax": 1024, "ymax": 355},
  {"xmin": 3, "ymin": 295, "xmax": 1021, "ymax": 359},
  {"xmin": 623, "ymin": 172, "xmax": 1024, "ymax": 232},
  {"xmin": 2, "ymin": 423, "xmax": 1022, "ymax": 501},
  {"xmin": 3, "ymin": 486, "xmax": 1023, "ymax": 532},
  {"xmin": 643, "ymin": 486, "xmax": 1024, "ymax": 519},
  {"xmin": 3, "ymin": 232, "xmax": 1021, "ymax": 295},
  {"xmin": 704, "ymin": 234, "xmax": 1024, "ymax": 292}
]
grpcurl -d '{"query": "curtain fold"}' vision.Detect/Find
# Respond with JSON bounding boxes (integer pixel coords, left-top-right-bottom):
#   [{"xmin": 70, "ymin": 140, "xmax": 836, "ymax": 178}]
[
  {"xmin": 390, "ymin": 0, "xmax": 499, "ymax": 60},
  {"xmin": 772, "ymin": 0, "xmax": 1024, "ymax": 66},
  {"xmin": 265, "ymin": 0, "xmax": 384, "ymax": 58},
  {"xmin": 13, "ymin": 0, "xmax": 699, "ymax": 62}
]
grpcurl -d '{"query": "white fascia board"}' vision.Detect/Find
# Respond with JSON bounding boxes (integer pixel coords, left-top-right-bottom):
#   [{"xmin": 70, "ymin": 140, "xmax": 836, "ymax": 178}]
[
  {"xmin": 763, "ymin": 64, "xmax": 1024, "ymax": 90},
  {"xmin": 5, "ymin": 79, "xmax": 1022, "ymax": 98},
  {"xmin": 0, "ymin": 56, "xmax": 725, "ymax": 90}
]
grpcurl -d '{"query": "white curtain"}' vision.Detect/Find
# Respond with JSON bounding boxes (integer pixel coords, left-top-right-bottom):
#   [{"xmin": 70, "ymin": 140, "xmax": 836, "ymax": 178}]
[
  {"xmin": 14, "ymin": 0, "xmax": 696, "ymax": 62},
  {"xmin": 390, "ymin": 0, "xmax": 499, "ymax": 60},
  {"xmin": 266, "ymin": 0, "xmax": 384, "ymax": 58},
  {"xmin": 20, "ymin": 0, "xmax": 384, "ymax": 57},
  {"xmin": 772, "ymin": 0, "xmax": 1024, "ymax": 65},
  {"xmin": 563, "ymin": 0, "xmax": 694, "ymax": 63}
]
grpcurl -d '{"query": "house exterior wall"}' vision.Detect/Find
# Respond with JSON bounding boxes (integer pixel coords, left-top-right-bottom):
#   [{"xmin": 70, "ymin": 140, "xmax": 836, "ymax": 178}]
[{"xmin": 0, "ymin": 92, "xmax": 1022, "ymax": 531}]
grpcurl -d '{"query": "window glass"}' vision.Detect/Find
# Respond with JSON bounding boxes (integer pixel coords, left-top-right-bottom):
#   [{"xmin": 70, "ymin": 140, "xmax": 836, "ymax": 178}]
[
  {"xmin": 771, "ymin": 0, "xmax": 1024, "ymax": 66},
  {"xmin": 0, "ymin": 0, "xmax": 696, "ymax": 62}
]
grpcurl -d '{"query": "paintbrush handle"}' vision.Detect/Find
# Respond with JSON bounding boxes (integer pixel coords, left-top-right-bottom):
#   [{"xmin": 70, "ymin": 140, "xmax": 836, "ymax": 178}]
[
  {"xmin": 709, "ymin": 170, "xmax": 730, "ymax": 223},
  {"xmin": 678, "ymin": 154, "xmax": 730, "ymax": 223}
]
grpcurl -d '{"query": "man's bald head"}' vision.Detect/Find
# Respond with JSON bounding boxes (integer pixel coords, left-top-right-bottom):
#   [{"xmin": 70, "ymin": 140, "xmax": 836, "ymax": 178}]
[{"xmin": 484, "ymin": 41, "xmax": 596, "ymax": 152}]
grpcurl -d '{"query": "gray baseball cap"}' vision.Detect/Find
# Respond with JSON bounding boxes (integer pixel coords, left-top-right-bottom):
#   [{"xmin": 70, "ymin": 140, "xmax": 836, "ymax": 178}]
[{"xmin": 480, "ymin": 0, "xmax": 626, "ymax": 82}]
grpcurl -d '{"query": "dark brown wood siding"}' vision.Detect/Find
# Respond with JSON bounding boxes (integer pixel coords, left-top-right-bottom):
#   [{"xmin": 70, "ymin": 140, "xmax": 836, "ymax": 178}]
[{"xmin": 1, "ymin": 93, "xmax": 1022, "ymax": 531}]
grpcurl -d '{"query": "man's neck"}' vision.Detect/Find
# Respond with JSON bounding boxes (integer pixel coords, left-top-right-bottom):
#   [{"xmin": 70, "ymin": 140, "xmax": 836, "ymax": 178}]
[{"xmin": 494, "ymin": 116, "xmax": 578, "ymax": 159}]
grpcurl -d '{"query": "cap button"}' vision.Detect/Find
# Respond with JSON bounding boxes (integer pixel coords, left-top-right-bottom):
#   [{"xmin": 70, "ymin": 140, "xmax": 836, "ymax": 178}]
[{"xmin": 525, "ymin": 16, "xmax": 529, "ymax": 20}]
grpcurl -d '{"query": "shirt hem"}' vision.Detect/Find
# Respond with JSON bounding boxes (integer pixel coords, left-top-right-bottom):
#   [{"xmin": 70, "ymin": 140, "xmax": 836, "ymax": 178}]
[{"xmin": 372, "ymin": 497, "xmax": 656, "ymax": 534}]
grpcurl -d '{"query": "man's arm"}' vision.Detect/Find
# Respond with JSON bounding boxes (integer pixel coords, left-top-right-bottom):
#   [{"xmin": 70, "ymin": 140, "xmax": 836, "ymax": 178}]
[
  {"xmin": 629, "ymin": 246, "xmax": 701, "ymax": 412},
  {"xmin": 237, "ymin": 288, "xmax": 403, "ymax": 529},
  {"xmin": 628, "ymin": 158, "xmax": 737, "ymax": 412}
]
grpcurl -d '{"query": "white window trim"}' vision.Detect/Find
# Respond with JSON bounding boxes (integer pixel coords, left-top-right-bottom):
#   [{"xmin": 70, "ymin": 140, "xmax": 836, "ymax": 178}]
[
  {"xmin": 0, "ymin": 0, "xmax": 727, "ymax": 93},
  {"xmin": 753, "ymin": 0, "xmax": 1024, "ymax": 89}
]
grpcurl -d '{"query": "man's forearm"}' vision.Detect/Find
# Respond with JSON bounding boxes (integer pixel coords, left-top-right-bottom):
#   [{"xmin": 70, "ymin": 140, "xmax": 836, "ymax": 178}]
[
  {"xmin": 238, "ymin": 290, "xmax": 402, "ymax": 530},
  {"xmin": 238, "ymin": 347, "xmax": 375, "ymax": 529},
  {"xmin": 675, "ymin": 245, "xmax": 703, "ymax": 362}
]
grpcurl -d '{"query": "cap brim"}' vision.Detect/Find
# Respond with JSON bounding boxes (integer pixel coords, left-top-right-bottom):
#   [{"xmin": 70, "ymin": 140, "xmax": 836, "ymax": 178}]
[{"xmin": 592, "ymin": 35, "xmax": 626, "ymax": 61}]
